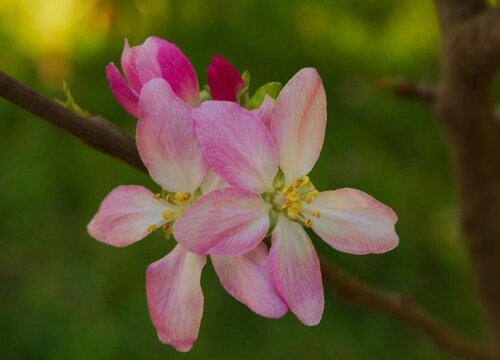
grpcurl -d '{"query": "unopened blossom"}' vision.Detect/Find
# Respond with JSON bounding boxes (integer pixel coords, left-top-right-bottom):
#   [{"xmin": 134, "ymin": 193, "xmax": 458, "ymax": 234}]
[
  {"xmin": 106, "ymin": 36, "xmax": 245, "ymax": 117},
  {"xmin": 88, "ymin": 78, "xmax": 286, "ymax": 351},
  {"xmin": 174, "ymin": 68, "xmax": 399, "ymax": 326},
  {"xmin": 207, "ymin": 55, "xmax": 244, "ymax": 101}
]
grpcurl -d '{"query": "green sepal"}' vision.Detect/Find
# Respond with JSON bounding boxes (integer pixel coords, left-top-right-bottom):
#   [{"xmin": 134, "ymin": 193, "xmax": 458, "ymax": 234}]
[
  {"xmin": 199, "ymin": 84, "xmax": 212, "ymax": 102},
  {"xmin": 55, "ymin": 81, "xmax": 89, "ymax": 117},
  {"xmin": 272, "ymin": 169, "xmax": 285, "ymax": 190},
  {"xmin": 247, "ymin": 82, "xmax": 282, "ymax": 110},
  {"xmin": 267, "ymin": 209, "xmax": 279, "ymax": 236},
  {"xmin": 237, "ymin": 70, "xmax": 251, "ymax": 107}
]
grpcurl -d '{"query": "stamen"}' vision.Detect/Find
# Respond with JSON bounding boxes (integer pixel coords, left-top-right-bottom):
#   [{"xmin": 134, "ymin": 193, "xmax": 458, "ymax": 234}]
[
  {"xmin": 147, "ymin": 224, "xmax": 157, "ymax": 232},
  {"xmin": 304, "ymin": 219, "xmax": 313, "ymax": 228},
  {"xmin": 165, "ymin": 194, "xmax": 173, "ymax": 203},
  {"xmin": 162, "ymin": 224, "xmax": 172, "ymax": 233},
  {"xmin": 312, "ymin": 211, "xmax": 320, "ymax": 218},
  {"xmin": 153, "ymin": 193, "xmax": 161, "ymax": 199},
  {"xmin": 162, "ymin": 210, "xmax": 171, "ymax": 221}
]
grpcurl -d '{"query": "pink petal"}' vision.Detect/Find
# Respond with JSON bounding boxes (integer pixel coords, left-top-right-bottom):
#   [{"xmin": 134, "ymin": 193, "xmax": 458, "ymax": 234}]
[
  {"xmin": 87, "ymin": 185, "xmax": 172, "ymax": 247},
  {"xmin": 251, "ymin": 95, "xmax": 274, "ymax": 130},
  {"xmin": 192, "ymin": 101, "xmax": 278, "ymax": 193},
  {"xmin": 200, "ymin": 167, "xmax": 228, "ymax": 195},
  {"xmin": 105, "ymin": 63, "xmax": 139, "ymax": 117},
  {"xmin": 147, "ymin": 36, "xmax": 200, "ymax": 106},
  {"xmin": 120, "ymin": 38, "xmax": 143, "ymax": 93},
  {"xmin": 137, "ymin": 78, "xmax": 207, "ymax": 193},
  {"xmin": 174, "ymin": 188, "xmax": 271, "ymax": 256},
  {"xmin": 269, "ymin": 215, "xmax": 324, "ymax": 326},
  {"xmin": 303, "ymin": 188, "xmax": 399, "ymax": 254},
  {"xmin": 271, "ymin": 68, "xmax": 327, "ymax": 185},
  {"xmin": 207, "ymin": 55, "xmax": 244, "ymax": 102},
  {"xmin": 211, "ymin": 242, "xmax": 288, "ymax": 318},
  {"xmin": 146, "ymin": 245, "xmax": 206, "ymax": 352}
]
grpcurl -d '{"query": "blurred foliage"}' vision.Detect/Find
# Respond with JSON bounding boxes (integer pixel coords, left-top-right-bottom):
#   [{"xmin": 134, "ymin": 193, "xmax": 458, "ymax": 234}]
[{"xmin": 0, "ymin": 0, "xmax": 487, "ymax": 359}]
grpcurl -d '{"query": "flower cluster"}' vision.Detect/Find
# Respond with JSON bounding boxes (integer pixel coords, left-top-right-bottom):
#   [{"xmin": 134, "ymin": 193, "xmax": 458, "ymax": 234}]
[{"xmin": 88, "ymin": 36, "xmax": 399, "ymax": 351}]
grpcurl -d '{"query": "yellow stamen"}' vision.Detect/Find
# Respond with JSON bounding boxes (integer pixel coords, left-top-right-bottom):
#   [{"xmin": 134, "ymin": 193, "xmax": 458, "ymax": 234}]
[
  {"xmin": 165, "ymin": 194, "xmax": 173, "ymax": 202},
  {"xmin": 162, "ymin": 210, "xmax": 171, "ymax": 221},
  {"xmin": 312, "ymin": 211, "xmax": 320, "ymax": 218},
  {"xmin": 301, "ymin": 176, "xmax": 310, "ymax": 185},
  {"xmin": 153, "ymin": 193, "xmax": 161, "ymax": 199},
  {"xmin": 162, "ymin": 224, "xmax": 172, "ymax": 233},
  {"xmin": 147, "ymin": 224, "xmax": 157, "ymax": 232},
  {"xmin": 305, "ymin": 219, "xmax": 313, "ymax": 228}
]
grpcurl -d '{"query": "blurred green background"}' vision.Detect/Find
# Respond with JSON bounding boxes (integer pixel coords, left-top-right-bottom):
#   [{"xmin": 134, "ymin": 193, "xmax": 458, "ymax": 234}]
[{"xmin": 0, "ymin": 0, "xmax": 487, "ymax": 359}]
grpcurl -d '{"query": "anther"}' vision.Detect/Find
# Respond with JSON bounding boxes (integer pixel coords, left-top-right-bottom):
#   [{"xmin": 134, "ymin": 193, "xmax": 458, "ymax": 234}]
[
  {"xmin": 165, "ymin": 194, "xmax": 173, "ymax": 202},
  {"xmin": 147, "ymin": 224, "xmax": 157, "ymax": 232},
  {"xmin": 305, "ymin": 219, "xmax": 313, "ymax": 228},
  {"xmin": 162, "ymin": 210, "xmax": 171, "ymax": 221},
  {"xmin": 162, "ymin": 224, "xmax": 172, "ymax": 233},
  {"xmin": 312, "ymin": 211, "xmax": 320, "ymax": 218},
  {"xmin": 153, "ymin": 193, "xmax": 161, "ymax": 199}
]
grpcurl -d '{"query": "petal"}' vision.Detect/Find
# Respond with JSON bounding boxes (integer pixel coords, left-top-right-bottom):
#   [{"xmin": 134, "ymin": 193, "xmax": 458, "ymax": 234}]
[
  {"xmin": 87, "ymin": 185, "xmax": 172, "ymax": 247},
  {"xmin": 105, "ymin": 63, "xmax": 139, "ymax": 117},
  {"xmin": 207, "ymin": 55, "xmax": 244, "ymax": 102},
  {"xmin": 137, "ymin": 78, "xmax": 207, "ymax": 193},
  {"xmin": 147, "ymin": 36, "xmax": 200, "ymax": 106},
  {"xmin": 211, "ymin": 242, "xmax": 288, "ymax": 318},
  {"xmin": 251, "ymin": 95, "xmax": 274, "ymax": 130},
  {"xmin": 174, "ymin": 188, "xmax": 271, "ymax": 256},
  {"xmin": 303, "ymin": 188, "xmax": 399, "ymax": 254},
  {"xmin": 120, "ymin": 38, "xmax": 142, "ymax": 93},
  {"xmin": 146, "ymin": 245, "xmax": 206, "ymax": 352},
  {"xmin": 200, "ymin": 167, "xmax": 228, "ymax": 195},
  {"xmin": 271, "ymin": 68, "xmax": 327, "ymax": 184},
  {"xmin": 269, "ymin": 215, "xmax": 323, "ymax": 326},
  {"xmin": 192, "ymin": 101, "xmax": 278, "ymax": 193}
]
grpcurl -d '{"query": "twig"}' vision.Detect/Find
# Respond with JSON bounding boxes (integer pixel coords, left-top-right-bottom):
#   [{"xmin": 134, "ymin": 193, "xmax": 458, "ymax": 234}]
[
  {"xmin": 378, "ymin": 78, "xmax": 437, "ymax": 106},
  {"xmin": 321, "ymin": 260, "xmax": 496, "ymax": 360},
  {"xmin": 0, "ymin": 69, "xmax": 496, "ymax": 359},
  {"xmin": 0, "ymin": 71, "xmax": 145, "ymax": 172}
]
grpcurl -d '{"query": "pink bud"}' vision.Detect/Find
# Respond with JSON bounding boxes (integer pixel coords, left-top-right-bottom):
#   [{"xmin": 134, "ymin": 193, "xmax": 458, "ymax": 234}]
[
  {"xmin": 106, "ymin": 37, "xmax": 200, "ymax": 116},
  {"xmin": 207, "ymin": 55, "xmax": 244, "ymax": 102}
]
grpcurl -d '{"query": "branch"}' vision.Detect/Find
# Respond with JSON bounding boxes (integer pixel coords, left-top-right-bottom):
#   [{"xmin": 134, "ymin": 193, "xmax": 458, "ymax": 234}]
[
  {"xmin": 0, "ymin": 69, "xmax": 496, "ymax": 360},
  {"xmin": 456, "ymin": 9, "xmax": 500, "ymax": 75},
  {"xmin": 0, "ymin": 71, "xmax": 146, "ymax": 172},
  {"xmin": 378, "ymin": 78, "xmax": 437, "ymax": 106},
  {"xmin": 321, "ymin": 260, "xmax": 496, "ymax": 360}
]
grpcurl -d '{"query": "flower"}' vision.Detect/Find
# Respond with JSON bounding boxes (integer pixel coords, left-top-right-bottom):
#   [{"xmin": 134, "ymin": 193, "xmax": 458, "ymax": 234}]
[
  {"xmin": 106, "ymin": 36, "xmax": 244, "ymax": 117},
  {"xmin": 174, "ymin": 68, "xmax": 399, "ymax": 326},
  {"xmin": 207, "ymin": 55, "xmax": 244, "ymax": 101},
  {"xmin": 88, "ymin": 78, "xmax": 287, "ymax": 351}
]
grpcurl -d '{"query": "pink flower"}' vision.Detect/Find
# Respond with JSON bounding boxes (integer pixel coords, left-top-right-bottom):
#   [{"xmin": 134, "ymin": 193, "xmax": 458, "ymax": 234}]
[
  {"xmin": 207, "ymin": 55, "xmax": 244, "ymax": 101},
  {"xmin": 88, "ymin": 79, "xmax": 287, "ymax": 351},
  {"xmin": 106, "ymin": 37, "xmax": 244, "ymax": 116},
  {"xmin": 174, "ymin": 68, "xmax": 399, "ymax": 326}
]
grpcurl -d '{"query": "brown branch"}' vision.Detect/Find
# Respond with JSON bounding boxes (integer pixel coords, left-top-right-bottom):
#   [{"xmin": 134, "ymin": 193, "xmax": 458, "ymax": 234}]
[
  {"xmin": 0, "ymin": 71, "xmax": 146, "ymax": 173},
  {"xmin": 435, "ymin": 0, "xmax": 500, "ymax": 350},
  {"xmin": 0, "ymin": 69, "xmax": 496, "ymax": 360},
  {"xmin": 321, "ymin": 260, "xmax": 496, "ymax": 360},
  {"xmin": 379, "ymin": 78, "xmax": 437, "ymax": 106}
]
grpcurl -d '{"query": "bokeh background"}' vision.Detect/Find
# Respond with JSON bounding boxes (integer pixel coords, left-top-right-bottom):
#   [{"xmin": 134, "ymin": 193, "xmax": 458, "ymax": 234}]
[{"xmin": 0, "ymin": 0, "xmax": 487, "ymax": 359}]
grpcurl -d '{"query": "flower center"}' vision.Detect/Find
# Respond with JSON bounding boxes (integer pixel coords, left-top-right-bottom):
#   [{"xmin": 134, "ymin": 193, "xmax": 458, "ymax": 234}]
[
  {"xmin": 273, "ymin": 176, "xmax": 320, "ymax": 227},
  {"xmin": 148, "ymin": 191, "xmax": 193, "ymax": 234}
]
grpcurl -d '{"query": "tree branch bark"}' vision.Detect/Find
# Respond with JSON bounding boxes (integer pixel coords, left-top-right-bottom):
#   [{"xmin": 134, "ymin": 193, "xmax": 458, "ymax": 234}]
[
  {"xmin": 0, "ymin": 71, "xmax": 146, "ymax": 172},
  {"xmin": 0, "ymin": 69, "xmax": 496, "ymax": 359},
  {"xmin": 435, "ymin": 0, "xmax": 500, "ymax": 349}
]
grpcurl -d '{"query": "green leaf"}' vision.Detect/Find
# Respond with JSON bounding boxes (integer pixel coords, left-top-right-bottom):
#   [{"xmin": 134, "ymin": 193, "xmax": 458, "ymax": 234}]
[{"xmin": 247, "ymin": 82, "xmax": 282, "ymax": 110}]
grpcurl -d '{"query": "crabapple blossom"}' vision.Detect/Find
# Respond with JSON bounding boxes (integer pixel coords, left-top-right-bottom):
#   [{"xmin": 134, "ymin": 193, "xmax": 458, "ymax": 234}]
[
  {"xmin": 174, "ymin": 68, "xmax": 399, "ymax": 326},
  {"xmin": 88, "ymin": 78, "xmax": 286, "ymax": 352}
]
